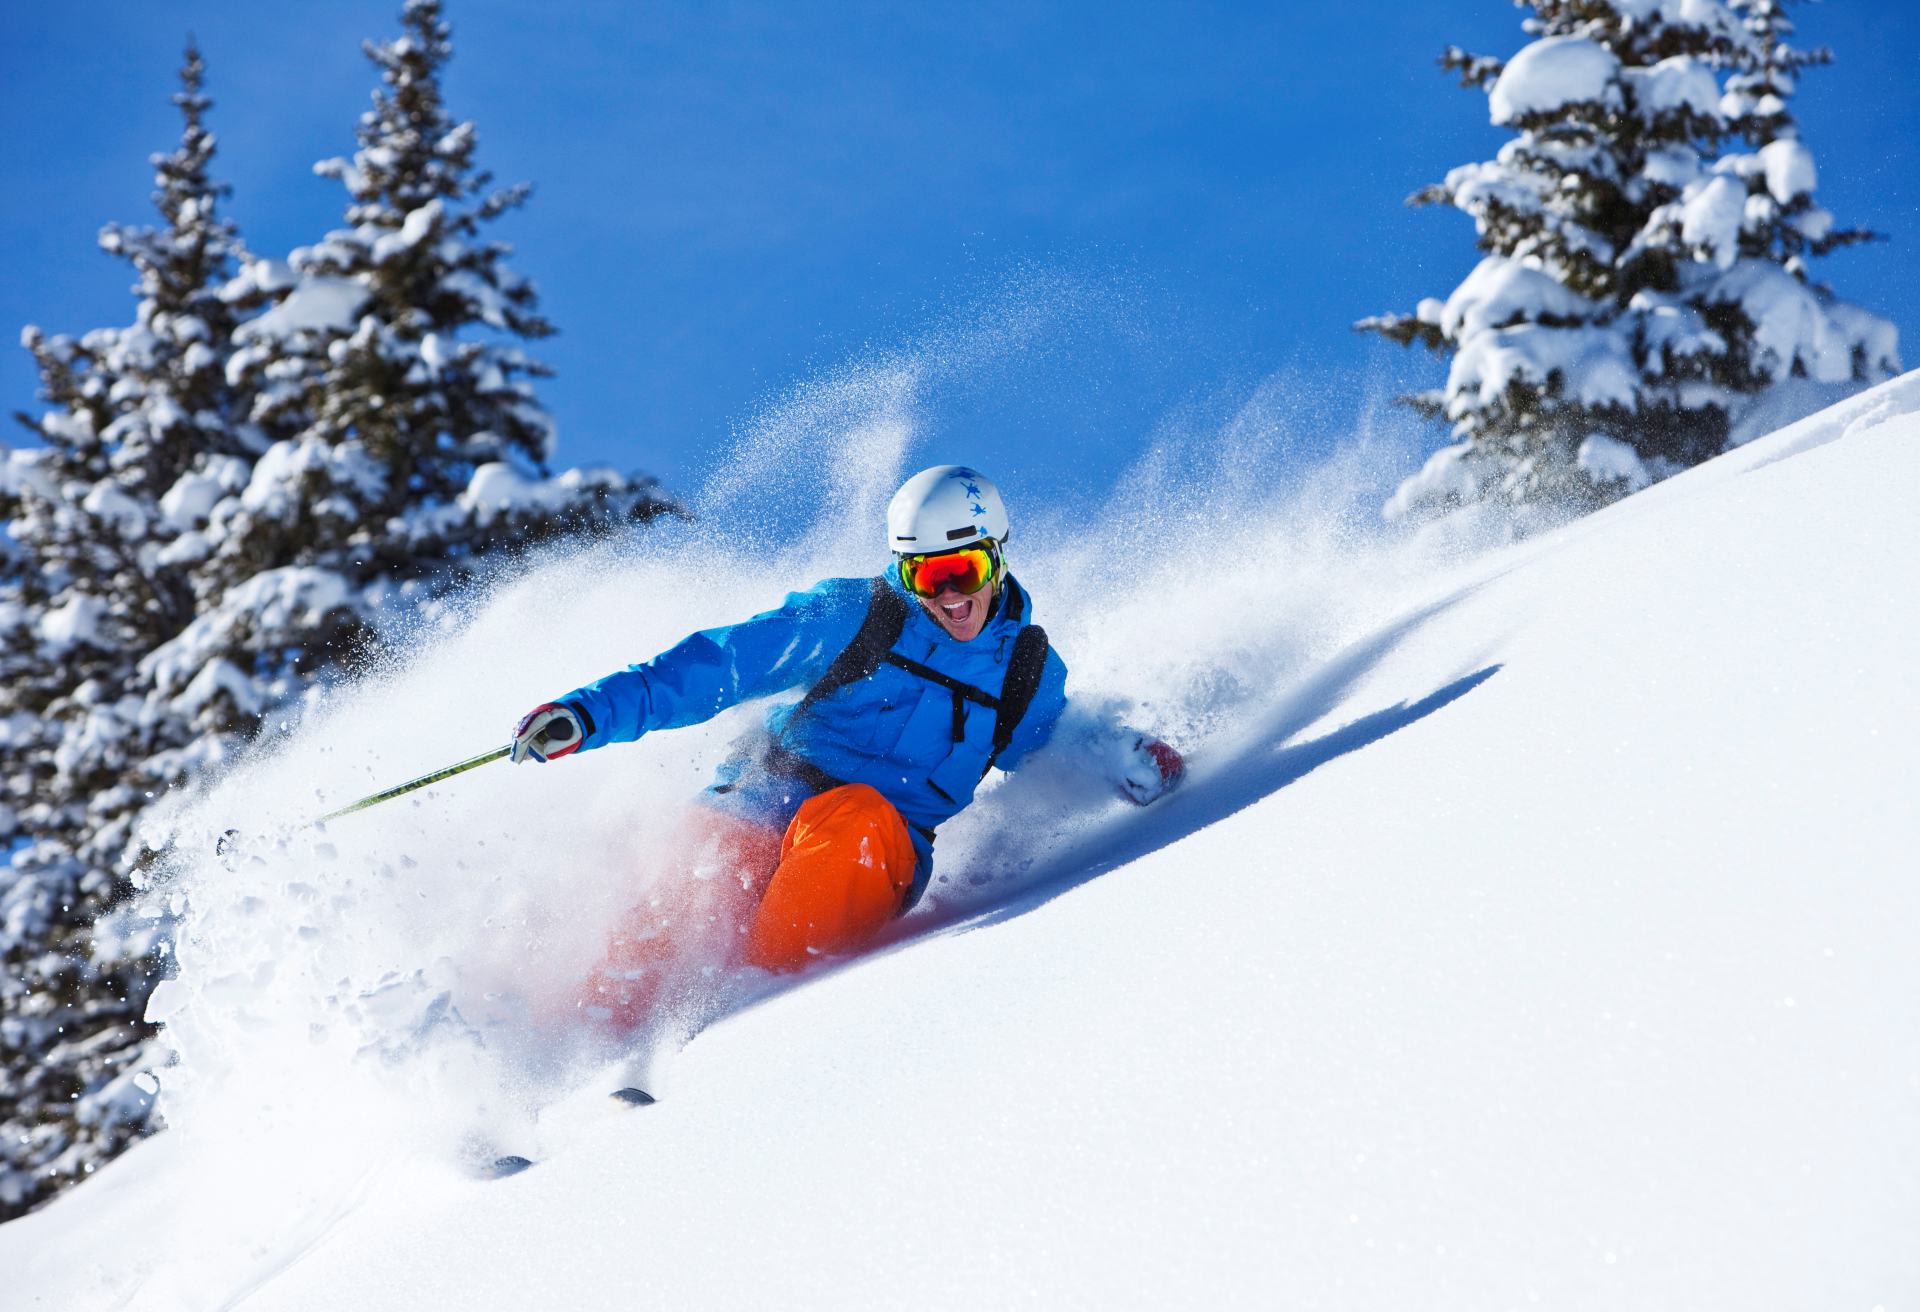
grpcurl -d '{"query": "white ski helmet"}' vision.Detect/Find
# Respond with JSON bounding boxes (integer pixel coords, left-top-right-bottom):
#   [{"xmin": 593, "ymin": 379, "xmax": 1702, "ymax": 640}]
[{"xmin": 886, "ymin": 465, "xmax": 1010, "ymax": 554}]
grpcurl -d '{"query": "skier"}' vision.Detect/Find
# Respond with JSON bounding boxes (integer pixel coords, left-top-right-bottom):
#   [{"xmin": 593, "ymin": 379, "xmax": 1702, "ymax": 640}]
[{"xmin": 507, "ymin": 466, "xmax": 1185, "ymax": 1024}]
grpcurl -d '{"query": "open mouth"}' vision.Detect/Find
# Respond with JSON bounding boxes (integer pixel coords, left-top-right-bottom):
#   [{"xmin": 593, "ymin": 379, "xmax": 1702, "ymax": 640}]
[{"xmin": 939, "ymin": 595, "xmax": 977, "ymax": 625}]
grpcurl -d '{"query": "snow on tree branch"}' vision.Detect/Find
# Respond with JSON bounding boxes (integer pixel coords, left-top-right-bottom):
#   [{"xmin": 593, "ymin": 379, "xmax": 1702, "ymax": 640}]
[{"xmin": 1358, "ymin": 0, "xmax": 1899, "ymax": 530}]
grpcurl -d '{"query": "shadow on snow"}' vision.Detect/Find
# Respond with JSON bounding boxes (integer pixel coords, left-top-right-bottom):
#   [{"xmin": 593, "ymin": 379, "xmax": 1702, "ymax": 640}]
[{"xmin": 921, "ymin": 662, "xmax": 1501, "ymax": 942}]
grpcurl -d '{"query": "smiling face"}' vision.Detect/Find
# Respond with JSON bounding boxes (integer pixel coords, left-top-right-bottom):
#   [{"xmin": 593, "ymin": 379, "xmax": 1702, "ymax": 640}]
[{"xmin": 919, "ymin": 575, "xmax": 996, "ymax": 642}]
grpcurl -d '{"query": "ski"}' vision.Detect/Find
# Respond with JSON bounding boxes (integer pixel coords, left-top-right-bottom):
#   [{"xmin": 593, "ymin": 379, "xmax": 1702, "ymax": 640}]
[
  {"xmin": 484, "ymin": 1155, "xmax": 536, "ymax": 1180},
  {"xmin": 471, "ymin": 1089, "xmax": 654, "ymax": 1179}
]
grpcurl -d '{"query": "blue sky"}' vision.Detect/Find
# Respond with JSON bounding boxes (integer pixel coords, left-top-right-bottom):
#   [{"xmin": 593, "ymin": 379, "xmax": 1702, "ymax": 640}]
[{"xmin": 5, "ymin": 1, "xmax": 1916, "ymax": 509}]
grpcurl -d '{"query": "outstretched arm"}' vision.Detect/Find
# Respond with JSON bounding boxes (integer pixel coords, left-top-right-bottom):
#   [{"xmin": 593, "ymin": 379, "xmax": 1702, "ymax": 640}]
[
  {"xmin": 1005, "ymin": 693, "xmax": 1186, "ymax": 806},
  {"xmin": 993, "ymin": 655, "xmax": 1185, "ymax": 806},
  {"xmin": 512, "ymin": 578, "xmax": 871, "ymax": 760}
]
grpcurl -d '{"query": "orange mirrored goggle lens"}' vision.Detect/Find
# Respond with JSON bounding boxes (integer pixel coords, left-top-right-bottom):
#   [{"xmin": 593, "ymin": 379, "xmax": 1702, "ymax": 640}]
[{"xmin": 899, "ymin": 545, "xmax": 996, "ymax": 598}]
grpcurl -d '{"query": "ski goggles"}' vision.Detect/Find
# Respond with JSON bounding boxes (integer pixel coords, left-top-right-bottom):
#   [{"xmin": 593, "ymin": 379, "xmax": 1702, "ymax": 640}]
[{"xmin": 896, "ymin": 542, "xmax": 999, "ymax": 598}]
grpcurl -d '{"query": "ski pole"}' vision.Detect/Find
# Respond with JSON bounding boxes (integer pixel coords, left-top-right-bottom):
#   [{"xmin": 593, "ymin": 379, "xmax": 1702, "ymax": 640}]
[
  {"xmin": 312, "ymin": 717, "xmax": 579, "ymax": 825},
  {"xmin": 312, "ymin": 745, "xmax": 510, "ymax": 824},
  {"xmin": 216, "ymin": 723, "xmax": 576, "ymax": 863}
]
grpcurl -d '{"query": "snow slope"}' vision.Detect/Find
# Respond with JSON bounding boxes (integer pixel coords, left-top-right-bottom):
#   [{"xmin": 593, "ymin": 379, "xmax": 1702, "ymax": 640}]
[{"xmin": 6, "ymin": 372, "xmax": 1920, "ymax": 1310}]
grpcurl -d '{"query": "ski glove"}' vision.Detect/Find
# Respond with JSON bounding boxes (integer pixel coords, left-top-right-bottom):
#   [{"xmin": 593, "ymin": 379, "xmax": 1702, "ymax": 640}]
[
  {"xmin": 1113, "ymin": 731, "xmax": 1186, "ymax": 806},
  {"xmin": 510, "ymin": 702, "xmax": 585, "ymax": 764}
]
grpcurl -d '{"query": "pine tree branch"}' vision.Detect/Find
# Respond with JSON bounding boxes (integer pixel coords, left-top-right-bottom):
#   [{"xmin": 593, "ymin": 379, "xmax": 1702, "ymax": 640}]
[
  {"xmin": 1354, "ymin": 313, "xmax": 1448, "ymax": 353},
  {"xmin": 1438, "ymin": 45, "xmax": 1506, "ymax": 89}
]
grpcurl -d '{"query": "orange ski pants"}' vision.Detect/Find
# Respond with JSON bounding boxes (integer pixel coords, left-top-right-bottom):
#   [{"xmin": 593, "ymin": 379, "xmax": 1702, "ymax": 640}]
[
  {"xmin": 745, "ymin": 783, "xmax": 919, "ymax": 970},
  {"xmin": 580, "ymin": 784, "xmax": 917, "ymax": 1028}
]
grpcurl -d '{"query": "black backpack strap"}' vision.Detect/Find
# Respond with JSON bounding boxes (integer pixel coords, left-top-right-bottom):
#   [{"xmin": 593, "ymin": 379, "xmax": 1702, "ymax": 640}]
[
  {"xmin": 791, "ymin": 575, "xmax": 908, "ymax": 717},
  {"xmin": 779, "ymin": 572, "xmax": 1047, "ymax": 782},
  {"xmin": 883, "ymin": 650, "xmax": 998, "ymax": 743},
  {"xmin": 983, "ymin": 624, "xmax": 1049, "ymax": 776}
]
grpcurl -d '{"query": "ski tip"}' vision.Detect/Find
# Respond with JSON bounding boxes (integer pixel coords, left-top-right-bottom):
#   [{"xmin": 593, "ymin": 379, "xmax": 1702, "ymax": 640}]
[
  {"xmin": 610, "ymin": 1087, "xmax": 656, "ymax": 1107},
  {"xmin": 484, "ymin": 1154, "xmax": 536, "ymax": 1179}
]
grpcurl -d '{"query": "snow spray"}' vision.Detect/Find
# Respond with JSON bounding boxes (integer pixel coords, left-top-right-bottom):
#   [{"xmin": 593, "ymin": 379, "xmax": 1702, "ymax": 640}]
[{"xmin": 128, "ymin": 294, "xmax": 1458, "ymax": 1294}]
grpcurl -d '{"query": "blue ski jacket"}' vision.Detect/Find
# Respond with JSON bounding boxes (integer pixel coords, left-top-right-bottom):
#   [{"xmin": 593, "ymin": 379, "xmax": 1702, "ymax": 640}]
[{"xmin": 551, "ymin": 572, "xmax": 1070, "ymax": 903}]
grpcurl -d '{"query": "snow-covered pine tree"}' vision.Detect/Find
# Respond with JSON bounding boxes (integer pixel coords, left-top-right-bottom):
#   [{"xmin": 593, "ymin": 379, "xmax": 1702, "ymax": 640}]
[
  {"xmin": 4, "ymin": 6, "xmax": 673, "ymax": 1220},
  {"xmin": 1359, "ymin": 0, "xmax": 1900, "ymax": 526},
  {"xmin": 212, "ymin": 0, "xmax": 673, "ymax": 636},
  {"xmin": 0, "ymin": 44, "xmax": 250, "ymax": 1219},
  {"xmin": 1692, "ymin": 1, "xmax": 1888, "ymax": 394}
]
